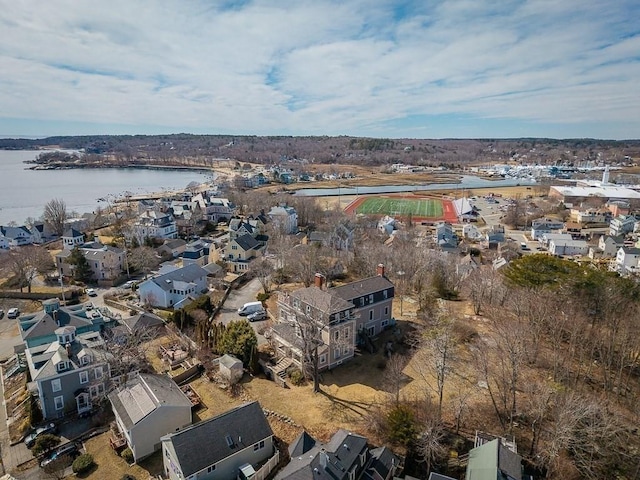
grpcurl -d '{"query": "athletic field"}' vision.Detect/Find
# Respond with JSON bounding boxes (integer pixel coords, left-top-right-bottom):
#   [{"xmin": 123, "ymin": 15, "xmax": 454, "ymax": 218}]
[{"xmin": 350, "ymin": 196, "xmax": 444, "ymax": 218}]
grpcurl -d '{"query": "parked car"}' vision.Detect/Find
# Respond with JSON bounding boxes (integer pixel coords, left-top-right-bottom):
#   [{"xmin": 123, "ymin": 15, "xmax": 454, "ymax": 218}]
[
  {"xmin": 247, "ymin": 309, "xmax": 267, "ymax": 322},
  {"xmin": 24, "ymin": 422, "xmax": 57, "ymax": 448},
  {"xmin": 122, "ymin": 280, "xmax": 135, "ymax": 289},
  {"xmin": 0, "ymin": 309, "xmax": 4, "ymax": 319},
  {"xmin": 86, "ymin": 288, "xmax": 97, "ymax": 297},
  {"xmin": 237, "ymin": 301, "xmax": 263, "ymax": 316},
  {"xmin": 40, "ymin": 442, "xmax": 80, "ymax": 468},
  {"xmin": 7, "ymin": 308, "xmax": 19, "ymax": 319}
]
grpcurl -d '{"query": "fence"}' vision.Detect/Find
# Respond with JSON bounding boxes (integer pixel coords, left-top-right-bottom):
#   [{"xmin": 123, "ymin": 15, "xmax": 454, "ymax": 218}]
[
  {"xmin": 0, "ymin": 289, "xmax": 81, "ymax": 300},
  {"xmin": 253, "ymin": 450, "xmax": 280, "ymax": 480}
]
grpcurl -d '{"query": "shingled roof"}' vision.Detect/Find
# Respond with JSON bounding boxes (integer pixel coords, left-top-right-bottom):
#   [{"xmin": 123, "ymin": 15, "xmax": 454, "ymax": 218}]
[
  {"xmin": 291, "ymin": 286, "xmax": 354, "ymax": 315},
  {"xmin": 163, "ymin": 401, "xmax": 273, "ymax": 478},
  {"xmin": 330, "ymin": 276, "xmax": 394, "ymax": 302}
]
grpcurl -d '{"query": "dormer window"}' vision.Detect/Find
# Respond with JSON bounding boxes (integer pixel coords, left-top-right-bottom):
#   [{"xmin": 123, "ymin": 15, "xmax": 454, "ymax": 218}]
[{"xmin": 57, "ymin": 361, "xmax": 68, "ymax": 372}]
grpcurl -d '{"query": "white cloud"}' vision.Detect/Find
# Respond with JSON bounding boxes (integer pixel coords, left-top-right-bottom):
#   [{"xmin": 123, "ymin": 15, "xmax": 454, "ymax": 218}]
[{"xmin": 0, "ymin": 0, "xmax": 638, "ymax": 138}]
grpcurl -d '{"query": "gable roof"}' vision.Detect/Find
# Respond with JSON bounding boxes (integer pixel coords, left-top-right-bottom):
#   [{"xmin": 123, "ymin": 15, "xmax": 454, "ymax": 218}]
[
  {"xmin": 145, "ymin": 263, "xmax": 208, "ymax": 292},
  {"xmin": 330, "ymin": 276, "xmax": 394, "ymax": 303},
  {"xmin": 109, "ymin": 374, "xmax": 191, "ymax": 431},
  {"xmin": 289, "ymin": 431, "xmax": 317, "ymax": 457},
  {"xmin": 291, "ymin": 286, "xmax": 354, "ymax": 315},
  {"xmin": 465, "ymin": 439, "xmax": 522, "ymax": 480},
  {"xmin": 234, "ymin": 233, "xmax": 260, "ymax": 251},
  {"xmin": 122, "ymin": 312, "xmax": 164, "ymax": 333},
  {"xmin": 276, "ymin": 429, "xmax": 368, "ymax": 480},
  {"xmin": 163, "ymin": 401, "xmax": 273, "ymax": 477}
]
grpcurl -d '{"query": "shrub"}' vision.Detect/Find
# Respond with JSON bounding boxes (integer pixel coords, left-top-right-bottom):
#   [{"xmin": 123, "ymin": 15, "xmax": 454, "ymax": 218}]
[
  {"xmin": 33, "ymin": 434, "xmax": 60, "ymax": 456},
  {"xmin": 72, "ymin": 454, "xmax": 94, "ymax": 474},
  {"xmin": 121, "ymin": 447, "xmax": 134, "ymax": 463},
  {"xmin": 386, "ymin": 405, "xmax": 417, "ymax": 447},
  {"xmin": 288, "ymin": 368, "xmax": 304, "ymax": 386},
  {"xmin": 256, "ymin": 292, "xmax": 270, "ymax": 302}
]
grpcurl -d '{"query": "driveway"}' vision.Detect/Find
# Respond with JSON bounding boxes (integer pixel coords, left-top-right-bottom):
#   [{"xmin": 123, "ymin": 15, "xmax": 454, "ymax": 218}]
[{"xmin": 215, "ymin": 277, "xmax": 270, "ymax": 345}]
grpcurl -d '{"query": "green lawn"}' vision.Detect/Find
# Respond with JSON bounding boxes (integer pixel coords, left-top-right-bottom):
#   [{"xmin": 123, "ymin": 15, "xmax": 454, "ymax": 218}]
[{"xmin": 355, "ymin": 197, "xmax": 444, "ymax": 217}]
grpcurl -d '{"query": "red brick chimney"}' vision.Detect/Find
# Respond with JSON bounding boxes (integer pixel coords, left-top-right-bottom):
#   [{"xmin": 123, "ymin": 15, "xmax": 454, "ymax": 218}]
[
  {"xmin": 376, "ymin": 264, "xmax": 385, "ymax": 277},
  {"xmin": 314, "ymin": 273, "xmax": 325, "ymax": 289}
]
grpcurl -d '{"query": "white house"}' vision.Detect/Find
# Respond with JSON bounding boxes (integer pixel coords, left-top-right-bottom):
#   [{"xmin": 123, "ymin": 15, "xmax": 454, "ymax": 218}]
[
  {"xmin": 548, "ymin": 239, "xmax": 589, "ymax": 256},
  {"xmin": 615, "ymin": 247, "xmax": 640, "ymax": 274},
  {"xmin": 267, "ymin": 205, "xmax": 298, "ymax": 234},
  {"xmin": 610, "ymin": 215, "xmax": 636, "ymax": 237},
  {"xmin": 539, "ymin": 233, "xmax": 573, "ymax": 248},
  {"xmin": 62, "ymin": 228, "xmax": 85, "ymax": 249},
  {"xmin": 132, "ymin": 210, "xmax": 178, "ymax": 242},
  {"xmin": 530, "ymin": 218, "xmax": 564, "ymax": 240},
  {"xmin": 138, "ymin": 263, "xmax": 209, "ymax": 308},
  {"xmin": 161, "ymin": 401, "xmax": 275, "ymax": 480},
  {"xmin": 109, "ymin": 374, "xmax": 192, "ymax": 462},
  {"xmin": 0, "ymin": 226, "xmax": 34, "ymax": 247}
]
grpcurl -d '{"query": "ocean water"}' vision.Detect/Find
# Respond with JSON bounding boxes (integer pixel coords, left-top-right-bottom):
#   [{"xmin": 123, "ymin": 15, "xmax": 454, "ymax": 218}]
[{"xmin": 0, "ymin": 150, "xmax": 210, "ymax": 225}]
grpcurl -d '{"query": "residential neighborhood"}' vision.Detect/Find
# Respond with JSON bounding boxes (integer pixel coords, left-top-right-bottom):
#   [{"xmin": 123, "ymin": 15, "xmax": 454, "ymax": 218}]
[{"xmin": 2, "ymin": 158, "xmax": 640, "ymax": 480}]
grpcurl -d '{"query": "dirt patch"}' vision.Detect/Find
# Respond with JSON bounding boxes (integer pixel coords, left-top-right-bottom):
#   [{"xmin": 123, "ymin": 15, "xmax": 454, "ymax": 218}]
[{"xmin": 83, "ymin": 432, "xmax": 164, "ymax": 480}]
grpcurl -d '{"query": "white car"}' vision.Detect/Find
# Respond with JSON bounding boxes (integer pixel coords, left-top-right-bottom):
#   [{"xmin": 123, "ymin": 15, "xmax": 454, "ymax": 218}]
[
  {"xmin": 7, "ymin": 308, "xmax": 19, "ymax": 319},
  {"xmin": 86, "ymin": 288, "xmax": 97, "ymax": 297}
]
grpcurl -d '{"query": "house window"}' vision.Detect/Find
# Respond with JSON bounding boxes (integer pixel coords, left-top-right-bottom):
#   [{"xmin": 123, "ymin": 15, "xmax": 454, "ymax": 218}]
[
  {"xmin": 349, "ymin": 469, "xmax": 356, "ymax": 480},
  {"xmin": 207, "ymin": 465, "xmax": 216, "ymax": 473},
  {"xmin": 334, "ymin": 331, "xmax": 339, "ymax": 341},
  {"xmin": 334, "ymin": 348, "xmax": 341, "ymax": 359},
  {"xmin": 232, "ymin": 245, "xmax": 237, "ymax": 250},
  {"xmin": 79, "ymin": 371, "xmax": 89, "ymax": 384},
  {"xmin": 343, "ymin": 327, "xmax": 350, "ymax": 339},
  {"xmin": 51, "ymin": 379, "xmax": 61, "ymax": 392},
  {"xmin": 384, "ymin": 306, "xmax": 389, "ymax": 316},
  {"xmin": 319, "ymin": 354, "xmax": 327, "ymax": 364},
  {"xmin": 94, "ymin": 367, "xmax": 103, "ymax": 379},
  {"xmin": 381, "ymin": 319, "xmax": 389, "ymax": 328},
  {"xmin": 383, "ymin": 289, "xmax": 388, "ymax": 299},
  {"xmin": 90, "ymin": 383, "xmax": 104, "ymax": 398},
  {"xmin": 54, "ymin": 396, "xmax": 64, "ymax": 410},
  {"xmin": 369, "ymin": 294, "xmax": 373, "ymax": 303},
  {"xmin": 369, "ymin": 310, "xmax": 373, "ymax": 321},
  {"xmin": 360, "ymin": 452, "xmax": 366, "ymax": 465},
  {"xmin": 343, "ymin": 346, "xmax": 349, "ymax": 355},
  {"xmin": 57, "ymin": 361, "xmax": 67, "ymax": 372}
]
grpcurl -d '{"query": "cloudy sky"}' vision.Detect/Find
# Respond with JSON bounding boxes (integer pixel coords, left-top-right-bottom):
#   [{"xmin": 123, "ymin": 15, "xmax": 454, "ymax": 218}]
[{"xmin": 1, "ymin": 0, "xmax": 639, "ymax": 139}]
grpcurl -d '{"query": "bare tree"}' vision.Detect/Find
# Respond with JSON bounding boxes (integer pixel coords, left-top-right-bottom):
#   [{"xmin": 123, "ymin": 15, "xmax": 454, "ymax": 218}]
[
  {"xmin": 43, "ymin": 198, "xmax": 68, "ymax": 236},
  {"xmin": 251, "ymin": 258, "xmax": 274, "ymax": 294},
  {"xmin": 2, "ymin": 245, "xmax": 54, "ymax": 292},
  {"xmin": 383, "ymin": 354, "xmax": 408, "ymax": 407},
  {"xmin": 416, "ymin": 414, "xmax": 447, "ymax": 476},
  {"xmin": 128, "ymin": 246, "xmax": 159, "ymax": 279},
  {"xmin": 413, "ymin": 306, "xmax": 456, "ymax": 419}
]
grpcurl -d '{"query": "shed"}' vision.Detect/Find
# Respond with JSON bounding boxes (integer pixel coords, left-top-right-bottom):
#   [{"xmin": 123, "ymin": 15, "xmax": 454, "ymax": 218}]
[{"xmin": 219, "ymin": 354, "xmax": 243, "ymax": 384}]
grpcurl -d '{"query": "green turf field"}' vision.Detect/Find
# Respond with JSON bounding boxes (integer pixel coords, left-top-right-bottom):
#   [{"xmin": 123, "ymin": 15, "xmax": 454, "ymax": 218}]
[{"xmin": 355, "ymin": 197, "xmax": 444, "ymax": 217}]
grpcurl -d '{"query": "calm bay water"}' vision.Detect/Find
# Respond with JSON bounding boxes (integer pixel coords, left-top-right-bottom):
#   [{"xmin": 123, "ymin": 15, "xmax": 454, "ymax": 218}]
[{"xmin": 1, "ymin": 150, "xmax": 210, "ymax": 225}]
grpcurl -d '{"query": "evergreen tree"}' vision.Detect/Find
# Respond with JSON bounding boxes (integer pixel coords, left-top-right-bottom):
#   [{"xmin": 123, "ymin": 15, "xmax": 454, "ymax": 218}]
[
  {"xmin": 220, "ymin": 320, "xmax": 257, "ymax": 363},
  {"xmin": 68, "ymin": 247, "xmax": 93, "ymax": 282}
]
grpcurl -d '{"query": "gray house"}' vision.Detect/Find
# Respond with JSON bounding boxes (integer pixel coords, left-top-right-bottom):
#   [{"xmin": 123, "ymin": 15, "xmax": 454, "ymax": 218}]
[
  {"xmin": 109, "ymin": 374, "xmax": 192, "ymax": 462},
  {"xmin": 25, "ymin": 326, "xmax": 111, "ymax": 420},
  {"xmin": 162, "ymin": 401, "xmax": 275, "ymax": 480},
  {"xmin": 330, "ymin": 264, "xmax": 395, "ymax": 340},
  {"xmin": 276, "ymin": 429, "xmax": 401, "ymax": 480},
  {"xmin": 137, "ymin": 263, "xmax": 209, "ymax": 309}
]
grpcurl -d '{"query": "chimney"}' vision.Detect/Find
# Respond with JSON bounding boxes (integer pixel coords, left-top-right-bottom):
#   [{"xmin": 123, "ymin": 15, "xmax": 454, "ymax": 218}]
[
  {"xmin": 376, "ymin": 264, "xmax": 385, "ymax": 277},
  {"xmin": 53, "ymin": 310, "xmax": 60, "ymax": 326},
  {"xmin": 314, "ymin": 273, "xmax": 325, "ymax": 289},
  {"xmin": 94, "ymin": 235, "xmax": 100, "ymax": 244},
  {"xmin": 319, "ymin": 450, "xmax": 329, "ymax": 470},
  {"xmin": 66, "ymin": 343, "xmax": 72, "ymax": 358}
]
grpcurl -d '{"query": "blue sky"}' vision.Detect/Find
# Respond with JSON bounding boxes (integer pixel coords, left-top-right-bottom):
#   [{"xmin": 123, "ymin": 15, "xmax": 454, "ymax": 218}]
[{"xmin": 0, "ymin": 0, "xmax": 639, "ymax": 139}]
